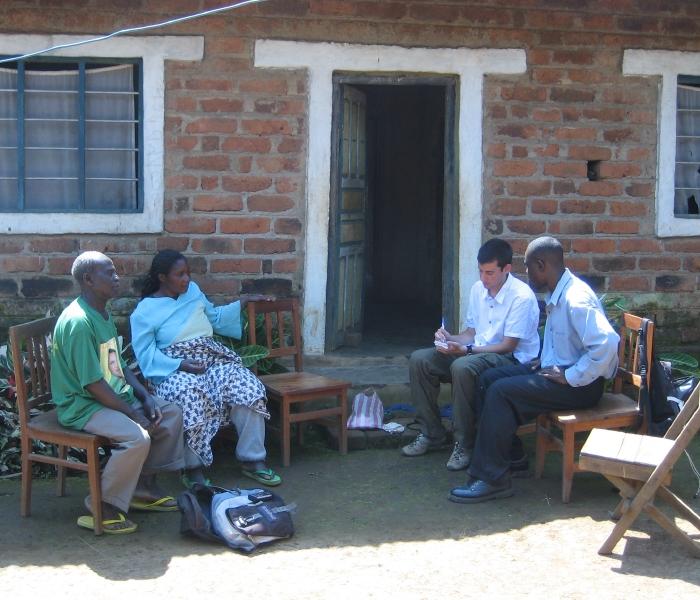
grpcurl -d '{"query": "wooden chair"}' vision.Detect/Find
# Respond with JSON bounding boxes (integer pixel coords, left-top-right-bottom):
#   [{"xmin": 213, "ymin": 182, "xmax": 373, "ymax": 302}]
[
  {"xmin": 247, "ymin": 299, "xmax": 351, "ymax": 467},
  {"xmin": 10, "ymin": 316, "xmax": 107, "ymax": 535},
  {"xmin": 579, "ymin": 380, "xmax": 700, "ymax": 557},
  {"xmin": 534, "ymin": 312, "xmax": 653, "ymax": 503}
]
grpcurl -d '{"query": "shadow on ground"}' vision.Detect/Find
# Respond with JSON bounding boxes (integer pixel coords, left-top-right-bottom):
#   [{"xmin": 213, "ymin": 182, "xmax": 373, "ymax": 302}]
[{"xmin": 1, "ymin": 435, "xmax": 699, "ymax": 595}]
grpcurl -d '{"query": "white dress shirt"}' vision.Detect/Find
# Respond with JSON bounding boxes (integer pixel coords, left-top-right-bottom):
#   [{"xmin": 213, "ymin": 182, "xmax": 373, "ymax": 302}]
[
  {"xmin": 465, "ymin": 273, "xmax": 541, "ymax": 364},
  {"xmin": 541, "ymin": 269, "xmax": 620, "ymax": 387}
]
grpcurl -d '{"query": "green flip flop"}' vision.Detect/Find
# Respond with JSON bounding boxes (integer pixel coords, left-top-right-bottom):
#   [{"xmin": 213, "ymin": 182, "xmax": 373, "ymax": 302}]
[
  {"xmin": 241, "ymin": 466, "xmax": 282, "ymax": 487},
  {"xmin": 77, "ymin": 512, "xmax": 138, "ymax": 534},
  {"xmin": 181, "ymin": 473, "xmax": 213, "ymax": 490}
]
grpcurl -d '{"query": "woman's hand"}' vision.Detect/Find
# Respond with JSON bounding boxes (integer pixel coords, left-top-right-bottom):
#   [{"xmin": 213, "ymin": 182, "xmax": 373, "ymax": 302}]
[{"xmin": 179, "ymin": 359, "xmax": 206, "ymax": 375}]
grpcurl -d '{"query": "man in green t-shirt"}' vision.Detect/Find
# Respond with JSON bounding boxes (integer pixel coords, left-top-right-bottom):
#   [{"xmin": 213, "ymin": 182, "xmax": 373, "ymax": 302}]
[{"xmin": 51, "ymin": 251, "xmax": 185, "ymax": 534}]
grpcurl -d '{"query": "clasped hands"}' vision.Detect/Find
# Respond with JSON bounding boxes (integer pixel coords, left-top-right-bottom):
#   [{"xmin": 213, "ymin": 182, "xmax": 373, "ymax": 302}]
[{"xmin": 434, "ymin": 327, "xmax": 469, "ymax": 356}]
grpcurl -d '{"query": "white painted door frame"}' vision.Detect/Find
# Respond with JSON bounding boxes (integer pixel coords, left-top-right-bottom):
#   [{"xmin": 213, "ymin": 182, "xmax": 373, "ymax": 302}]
[{"xmin": 255, "ymin": 41, "xmax": 526, "ymax": 354}]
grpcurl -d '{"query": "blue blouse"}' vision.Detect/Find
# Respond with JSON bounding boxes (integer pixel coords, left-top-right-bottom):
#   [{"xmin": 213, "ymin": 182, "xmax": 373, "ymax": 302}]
[{"xmin": 130, "ymin": 281, "xmax": 242, "ymax": 384}]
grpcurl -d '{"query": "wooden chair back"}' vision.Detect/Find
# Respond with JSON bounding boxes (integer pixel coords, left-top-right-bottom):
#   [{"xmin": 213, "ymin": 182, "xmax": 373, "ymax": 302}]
[
  {"xmin": 10, "ymin": 316, "xmax": 58, "ymax": 429},
  {"xmin": 247, "ymin": 298, "xmax": 303, "ymax": 373},
  {"xmin": 610, "ymin": 312, "xmax": 653, "ymax": 398}
]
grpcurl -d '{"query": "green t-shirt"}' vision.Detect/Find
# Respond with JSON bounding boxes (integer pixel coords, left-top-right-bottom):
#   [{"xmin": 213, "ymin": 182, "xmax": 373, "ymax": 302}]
[{"xmin": 51, "ymin": 296, "xmax": 137, "ymax": 430}]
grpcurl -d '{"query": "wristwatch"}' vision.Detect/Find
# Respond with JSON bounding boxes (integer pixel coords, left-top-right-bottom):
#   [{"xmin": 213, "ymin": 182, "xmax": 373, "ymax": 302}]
[{"xmin": 465, "ymin": 344, "xmax": 473, "ymax": 355}]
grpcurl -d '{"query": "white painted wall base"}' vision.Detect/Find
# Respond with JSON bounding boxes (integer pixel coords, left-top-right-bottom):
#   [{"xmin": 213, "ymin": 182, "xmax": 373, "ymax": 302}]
[{"xmin": 255, "ymin": 40, "xmax": 526, "ymax": 354}]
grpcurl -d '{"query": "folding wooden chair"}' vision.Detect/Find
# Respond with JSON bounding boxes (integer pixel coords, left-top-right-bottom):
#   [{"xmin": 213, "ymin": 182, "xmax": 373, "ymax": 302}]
[
  {"xmin": 247, "ymin": 299, "xmax": 351, "ymax": 467},
  {"xmin": 579, "ymin": 380, "xmax": 700, "ymax": 557},
  {"xmin": 535, "ymin": 313, "xmax": 652, "ymax": 503},
  {"xmin": 10, "ymin": 316, "xmax": 108, "ymax": 535}
]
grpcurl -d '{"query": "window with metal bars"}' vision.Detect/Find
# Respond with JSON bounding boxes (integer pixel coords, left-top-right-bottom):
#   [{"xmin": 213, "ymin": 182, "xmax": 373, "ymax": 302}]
[
  {"xmin": 676, "ymin": 75, "xmax": 700, "ymax": 218},
  {"xmin": 0, "ymin": 57, "xmax": 143, "ymax": 213}
]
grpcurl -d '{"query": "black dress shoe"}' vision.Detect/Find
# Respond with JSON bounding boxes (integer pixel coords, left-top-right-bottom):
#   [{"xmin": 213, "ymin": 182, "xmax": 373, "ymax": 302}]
[{"xmin": 448, "ymin": 478, "xmax": 514, "ymax": 504}]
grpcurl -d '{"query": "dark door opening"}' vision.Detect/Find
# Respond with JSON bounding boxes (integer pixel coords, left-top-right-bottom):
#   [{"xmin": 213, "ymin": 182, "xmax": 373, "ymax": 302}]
[{"xmin": 327, "ymin": 79, "xmax": 453, "ymax": 355}]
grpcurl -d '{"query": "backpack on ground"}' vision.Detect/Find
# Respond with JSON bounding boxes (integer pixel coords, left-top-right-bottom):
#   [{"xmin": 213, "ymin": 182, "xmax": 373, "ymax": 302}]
[
  {"xmin": 176, "ymin": 483, "xmax": 296, "ymax": 553},
  {"xmin": 639, "ymin": 318, "xmax": 700, "ymax": 436}
]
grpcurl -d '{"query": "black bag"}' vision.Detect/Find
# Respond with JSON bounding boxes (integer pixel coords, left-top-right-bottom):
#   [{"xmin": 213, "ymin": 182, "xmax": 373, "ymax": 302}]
[
  {"xmin": 639, "ymin": 319, "xmax": 700, "ymax": 436},
  {"xmin": 177, "ymin": 483, "xmax": 295, "ymax": 553}
]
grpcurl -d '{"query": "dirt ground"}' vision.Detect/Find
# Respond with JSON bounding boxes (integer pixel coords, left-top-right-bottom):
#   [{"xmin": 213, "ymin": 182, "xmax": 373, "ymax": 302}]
[{"xmin": 1, "ymin": 436, "xmax": 699, "ymax": 599}]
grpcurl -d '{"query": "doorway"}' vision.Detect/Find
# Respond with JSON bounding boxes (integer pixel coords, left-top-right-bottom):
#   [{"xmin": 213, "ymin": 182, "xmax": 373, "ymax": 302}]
[{"xmin": 326, "ymin": 77, "xmax": 457, "ymax": 354}]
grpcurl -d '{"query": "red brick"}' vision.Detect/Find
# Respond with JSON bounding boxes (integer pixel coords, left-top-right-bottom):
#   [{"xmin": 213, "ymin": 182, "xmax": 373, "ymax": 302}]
[
  {"xmin": 29, "ymin": 238, "xmax": 78, "ymax": 253},
  {"xmin": 409, "ymin": 3, "xmax": 460, "ymax": 22},
  {"xmin": 206, "ymin": 37, "xmax": 247, "ymax": 54},
  {"xmin": 247, "ymin": 195, "xmax": 294, "ymax": 212},
  {"xmin": 535, "ymin": 144, "xmax": 560, "ymax": 158},
  {"xmin": 199, "ymin": 98, "xmax": 244, "ymax": 113},
  {"xmin": 190, "ymin": 238, "xmax": 242, "ymax": 255},
  {"xmin": 486, "ymin": 143, "xmax": 506, "ymax": 159},
  {"xmin": 493, "ymin": 160, "xmax": 537, "ymax": 177},
  {"xmin": 599, "ymin": 163, "xmax": 642, "ymax": 179},
  {"xmin": 566, "ymin": 257, "xmax": 591, "ymax": 273},
  {"xmin": 167, "ymin": 96, "xmax": 197, "ymax": 111},
  {"xmin": 197, "ymin": 277, "xmax": 241, "ymax": 296},
  {"xmin": 239, "ymin": 79, "xmax": 288, "ymax": 94},
  {"xmin": 241, "ymin": 119, "xmax": 293, "ymax": 136},
  {"xmin": 550, "ymin": 88, "xmax": 596, "ymax": 103},
  {"xmin": 619, "ymin": 239, "xmax": 662, "ymax": 253},
  {"xmin": 506, "ymin": 181, "xmax": 551, "ymax": 197},
  {"xmin": 531, "ymin": 199, "xmax": 558, "ymax": 214},
  {"xmin": 603, "ymin": 128, "xmax": 636, "ymax": 143},
  {"xmin": 609, "ymin": 201, "xmax": 648, "ymax": 217},
  {"xmin": 500, "ymin": 86, "xmax": 547, "ymax": 102},
  {"xmin": 166, "ymin": 175, "xmax": 198, "ymax": 190},
  {"xmin": 211, "ymin": 258, "xmax": 262, "ymax": 274},
  {"xmin": 655, "ymin": 275, "xmax": 695, "ymax": 292},
  {"xmin": 185, "ymin": 118, "xmax": 237, "ymax": 134},
  {"xmin": 572, "ymin": 239, "xmax": 616, "ymax": 253},
  {"xmin": 488, "ymin": 105, "xmax": 508, "ymax": 119},
  {"xmin": 627, "ymin": 147, "xmax": 651, "ymax": 161},
  {"xmin": 664, "ymin": 240, "xmax": 700, "ymax": 253},
  {"xmin": 166, "ymin": 136, "xmax": 198, "ymax": 151},
  {"xmin": 220, "ymin": 217, "xmax": 271, "ymax": 234},
  {"xmin": 560, "ymin": 199, "xmax": 606, "ymax": 214},
  {"xmin": 274, "ymin": 218, "xmax": 302, "ymax": 235},
  {"xmin": 201, "ymin": 137, "xmax": 220, "ymax": 152},
  {"xmin": 628, "ymin": 110, "xmax": 655, "ymax": 125},
  {"xmin": 593, "ymin": 257, "xmax": 636, "ymax": 272},
  {"xmin": 512, "ymin": 146, "xmax": 528, "ymax": 159},
  {"xmin": 157, "ymin": 237, "xmax": 190, "ymax": 252},
  {"xmin": 182, "ymin": 155, "xmax": 231, "ymax": 171},
  {"xmin": 553, "ymin": 180, "xmax": 576, "ymax": 195},
  {"xmin": 544, "ymin": 162, "xmax": 587, "ymax": 178},
  {"xmin": 193, "ymin": 195, "xmax": 244, "ymax": 212},
  {"xmin": 567, "ymin": 146, "xmax": 612, "ymax": 161},
  {"xmin": 200, "ymin": 176, "xmax": 219, "ymax": 191},
  {"xmin": 275, "ymin": 178, "xmax": 299, "ymax": 194},
  {"xmin": 273, "ymin": 258, "xmax": 299, "ymax": 273},
  {"xmin": 222, "ymin": 137, "xmax": 272, "ymax": 153},
  {"xmin": 609, "ymin": 275, "xmax": 651, "ymax": 292},
  {"xmin": 47, "ymin": 257, "xmax": 74, "ymax": 275},
  {"xmin": 582, "ymin": 108, "xmax": 626, "ymax": 122},
  {"xmin": 492, "ymin": 199, "xmax": 527, "ymax": 216},
  {"xmin": 579, "ymin": 181, "xmax": 622, "ymax": 196},
  {"xmin": 238, "ymin": 156, "xmax": 253, "ymax": 173},
  {"xmin": 639, "ymin": 257, "xmax": 681, "ymax": 271},
  {"xmin": 684, "ymin": 257, "xmax": 700, "ymax": 272},
  {"xmin": 554, "ymin": 127, "xmax": 597, "ymax": 141},
  {"xmin": 506, "ymin": 220, "xmax": 547, "ymax": 235},
  {"xmin": 222, "ymin": 176, "xmax": 272, "ymax": 193},
  {"xmin": 165, "ymin": 217, "xmax": 215, "ymax": 234},
  {"xmin": 310, "ymin": 0, "xmax": 355, "ymax": 16},
  {"xmin": 552, "ymin": 49, "xmax": 595, "ymax": 65},
  {"xmin": 595, "ymin": 220, "xmax": 639, "ymax": 234},
  {"xmin": 244, "ymin": 238, "xmax": 295, "ymax": 254},
  {"xmin": 1, "ymin": 256, "xmax": 43, "ymax": 272},
  {"xmin": 354, "ymin": 1, "xmax": 407, "ymax": 20},
  {"xmin": 497, "ymin": 124, "xmax": 538, "ymax": 139},
  {"xmin": 185, "ymin": 79, "xmax": 232, "ymax": 91},
  {"xmin": 533, "ymin": 108, "xmax": 561, "ymax": 122},
  {"xmin": 624, "ymin": 183, "xmax": 653, "ymax": 197},
  {"xmin": 277, "ymin": 138, "xmax": 304, "ymax": 153},
  {"xmin": 255, "ymin": 157, "xmax": 288, "ymax": 174},
  {"xmin": 533, "ymin": 68, "xmax": 564, "ymax": 85},
  {"xmin": 568, "ymin": 70, "xmax": 606, "ymax": 85},
  {"xmin": 548, "ymin": 220, "xmax": 594, "ymax": 235}
]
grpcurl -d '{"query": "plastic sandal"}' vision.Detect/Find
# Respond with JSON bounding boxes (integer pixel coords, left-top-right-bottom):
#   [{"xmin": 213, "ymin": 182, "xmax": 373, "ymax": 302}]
[
  {"xmin": 181, "ymin": 473, "xmax": 213, "ymax": 490},
  {"xmin": 76, "ymin": 512, "xmax": 138, "ymax": 534},
  {"xmin": 241, "ymin": 467, "xmax": 282, "ymax": 487},
  {"xmin": 129, "ymin": 496, "xmax": 179, "ymax": 512}
]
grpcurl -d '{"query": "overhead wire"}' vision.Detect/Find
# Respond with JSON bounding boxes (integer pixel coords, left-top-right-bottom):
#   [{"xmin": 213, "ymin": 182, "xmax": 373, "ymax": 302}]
[{"xmin": 0, "ymin": 0, "xmax": 271, "ymax": 64}]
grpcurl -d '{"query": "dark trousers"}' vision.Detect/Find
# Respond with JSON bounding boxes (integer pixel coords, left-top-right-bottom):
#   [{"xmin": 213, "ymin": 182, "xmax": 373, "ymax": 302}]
[{"xmin": 468, "ymin": 364, "xmax": 605, "ymax": 484}]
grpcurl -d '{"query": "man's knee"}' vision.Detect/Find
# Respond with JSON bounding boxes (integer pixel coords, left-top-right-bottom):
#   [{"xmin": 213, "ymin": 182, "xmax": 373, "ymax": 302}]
[{"xmin": 409, "ymin": 347, "xmax": 438, "ymax": 376}]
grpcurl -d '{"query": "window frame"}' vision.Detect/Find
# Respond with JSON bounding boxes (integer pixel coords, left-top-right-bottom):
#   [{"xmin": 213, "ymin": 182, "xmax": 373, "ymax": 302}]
[
  {"xmin": 1, "ymin": 56, "xmax": 144, "ymax": 214},
  {"xmin": 624, "ymin": 49, "xmax": 700, "ymax": 237},
  {"xmin": 0, "ymin": 34, "xmax": 203, "ymax": 234}
]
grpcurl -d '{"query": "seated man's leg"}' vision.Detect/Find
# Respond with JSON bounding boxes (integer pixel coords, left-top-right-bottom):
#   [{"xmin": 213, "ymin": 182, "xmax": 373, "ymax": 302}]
[
  {"xmin": 82, "ymin": 407, "xmax": 151, "ymax": 520},
  {"xmin": 450, "ymin": 373, "xmax": 605, "ymax": 503},
  {"xmin": 133, "ymin": 399, "xmax": 186, "ymax": 507},
  {"xmin": 231, "ymin": 404, "xmax": 282, "ymax": 486},
  {"xmin": 448, "ymin": 353, "xmax": 519, "ymax": 470},
  {"xmin": 403, "ymin": 347, "xmax": 454, "ymax": 456}
]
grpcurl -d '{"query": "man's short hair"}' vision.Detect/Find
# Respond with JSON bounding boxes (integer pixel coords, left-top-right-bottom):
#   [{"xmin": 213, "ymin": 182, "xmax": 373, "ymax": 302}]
[
  {"xmin": 525, "ymin": 236, "xmax": 564, "ymax": 266},
  {"xmin": 477, "ymin": 238, "xmax": 513, "ymax": 269},
  {"xmin": 71, "ymin": 251, "xmax": 110, "ymax": 284}
]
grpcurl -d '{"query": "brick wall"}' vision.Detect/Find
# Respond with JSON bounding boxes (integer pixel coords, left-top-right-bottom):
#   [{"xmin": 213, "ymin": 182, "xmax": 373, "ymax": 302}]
[{"xmin": 1, "ymin": 0, "xmax": 700, "ymax": 345}]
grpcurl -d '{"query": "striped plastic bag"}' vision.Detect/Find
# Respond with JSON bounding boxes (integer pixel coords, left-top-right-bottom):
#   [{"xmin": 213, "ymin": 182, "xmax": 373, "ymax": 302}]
[{"xmin": 347, "ymin": 387, "xmax": 384, "ymax": 430}]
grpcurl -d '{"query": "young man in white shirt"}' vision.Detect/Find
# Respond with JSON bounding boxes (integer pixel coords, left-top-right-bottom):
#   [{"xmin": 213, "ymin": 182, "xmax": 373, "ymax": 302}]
[
  {"xmin": 402, "ymin": 238, "xmax": 541, "ymax": 471},
  {"xmin": 449, "ymin": 236, "xmax": 620, "ymax": 503}
]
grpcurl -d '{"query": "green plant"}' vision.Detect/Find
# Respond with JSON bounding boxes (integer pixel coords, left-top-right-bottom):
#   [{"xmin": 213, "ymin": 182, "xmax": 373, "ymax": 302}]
[{"xmin": 658, "ymin": 351, "xmax": 700, "ymax": 377}]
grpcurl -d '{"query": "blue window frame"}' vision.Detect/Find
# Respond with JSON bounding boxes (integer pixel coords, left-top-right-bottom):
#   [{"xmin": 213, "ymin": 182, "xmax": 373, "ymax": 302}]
[{"xmin": 0, "ymin": 57, "xmax": 143, "ymax": 213}]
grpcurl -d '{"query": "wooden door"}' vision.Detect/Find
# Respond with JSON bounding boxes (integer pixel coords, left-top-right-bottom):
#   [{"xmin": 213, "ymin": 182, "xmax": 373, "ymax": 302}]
[{"xmin": 326, "ymin": 85, "xmax": 367, "ymax": 350}]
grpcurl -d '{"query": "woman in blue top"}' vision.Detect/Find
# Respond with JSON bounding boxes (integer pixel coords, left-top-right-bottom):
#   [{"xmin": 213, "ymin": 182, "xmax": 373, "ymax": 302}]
[{"xmin": 130, "ymin": 250, "xmax": 281, "ymax": 487}]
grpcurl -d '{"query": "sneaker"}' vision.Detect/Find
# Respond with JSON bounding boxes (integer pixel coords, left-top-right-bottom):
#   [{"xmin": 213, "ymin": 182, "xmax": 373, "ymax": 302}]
[
  {"xmin": 446, "ymin": 442, "xmax": 471, "ymax": 471},
  {"xmin": 401, "ymin": 433, "xmax": 445, "ymax": 457}
]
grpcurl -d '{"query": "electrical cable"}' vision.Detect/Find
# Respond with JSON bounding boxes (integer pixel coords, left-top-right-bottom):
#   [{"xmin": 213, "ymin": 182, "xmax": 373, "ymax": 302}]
[{"xmin": 0, "ymin": 0, "xmax": 270, "ymax": 64}]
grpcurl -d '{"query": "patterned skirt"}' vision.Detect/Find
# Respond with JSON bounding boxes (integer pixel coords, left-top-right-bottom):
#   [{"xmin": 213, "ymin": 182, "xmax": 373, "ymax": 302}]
[{"xmin": 156, "ymin": 336, "xmax": 269, "ymax": 467}]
